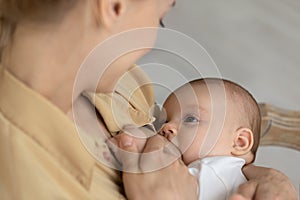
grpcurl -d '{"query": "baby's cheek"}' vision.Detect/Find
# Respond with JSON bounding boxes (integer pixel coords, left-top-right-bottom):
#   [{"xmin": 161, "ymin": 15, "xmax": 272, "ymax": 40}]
[
  {"xmin": 183, "ymin": 126, "xmax": 200, "ymax": 142},
  {"xmin": 183, "ymin": 130, "xmax": 207, "ymax": 161}
]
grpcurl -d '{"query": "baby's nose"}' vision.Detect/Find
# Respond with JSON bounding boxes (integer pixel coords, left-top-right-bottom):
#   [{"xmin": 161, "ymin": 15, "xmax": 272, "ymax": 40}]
[
  {"xmin": 162, "ymin": 127, "xmax": 174, "ymax": 134},
  {"xmin": 160, "ymin": 124, "xmax": 177, "ymax": 140}
]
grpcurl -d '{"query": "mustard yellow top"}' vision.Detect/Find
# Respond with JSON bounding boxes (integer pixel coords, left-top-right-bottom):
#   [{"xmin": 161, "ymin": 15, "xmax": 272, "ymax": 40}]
[
  {"xmin": 0, "ymin": 66, "xmax": 126, "ymax": 199},
  {"xmin": 84, "ymin": 66, "xmax": 156, "ymax": 135}
]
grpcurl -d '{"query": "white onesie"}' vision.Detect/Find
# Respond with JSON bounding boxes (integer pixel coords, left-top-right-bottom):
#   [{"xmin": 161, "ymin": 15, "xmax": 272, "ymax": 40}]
[{"xmin": 188, "ymin": 156, "xmax": 247, "ymax": 200}]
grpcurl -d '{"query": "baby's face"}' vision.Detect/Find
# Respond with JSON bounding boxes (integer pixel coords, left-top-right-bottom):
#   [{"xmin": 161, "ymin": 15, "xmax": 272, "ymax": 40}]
[{"xmin": 160, "ymin": 83, "xmax": 236, "ymax": 165}]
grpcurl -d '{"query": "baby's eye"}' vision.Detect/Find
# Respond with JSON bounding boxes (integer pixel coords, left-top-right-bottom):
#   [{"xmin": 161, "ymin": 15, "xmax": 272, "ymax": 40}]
[{"xmin": 183, "ymin": 116, "xmax": 199, "ymax": 123}]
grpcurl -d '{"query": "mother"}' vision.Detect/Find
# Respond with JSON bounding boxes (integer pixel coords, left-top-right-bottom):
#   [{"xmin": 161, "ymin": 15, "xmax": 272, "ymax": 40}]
[{"xmin": 0, "ymin": 0, "xmax": 297, "ymax": 199}]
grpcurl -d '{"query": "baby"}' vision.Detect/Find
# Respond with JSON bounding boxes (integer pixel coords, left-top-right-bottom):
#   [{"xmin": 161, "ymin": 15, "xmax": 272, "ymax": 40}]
[{"xmin": 158, "ymin": 78, "xmax": 261, "ymax": 200}]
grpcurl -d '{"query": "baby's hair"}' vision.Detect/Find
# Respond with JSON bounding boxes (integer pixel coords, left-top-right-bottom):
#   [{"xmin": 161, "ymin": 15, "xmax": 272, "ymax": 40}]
[{"xmin": 189, "ymin": 78, "xmax": 261, "ymax": 161}]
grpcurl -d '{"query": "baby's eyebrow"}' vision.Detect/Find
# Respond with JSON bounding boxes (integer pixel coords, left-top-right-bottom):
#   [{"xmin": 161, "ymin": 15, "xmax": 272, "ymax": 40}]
[{"xmin": 184, "ymin": 105, "xmax": 207, "ymax": 114}]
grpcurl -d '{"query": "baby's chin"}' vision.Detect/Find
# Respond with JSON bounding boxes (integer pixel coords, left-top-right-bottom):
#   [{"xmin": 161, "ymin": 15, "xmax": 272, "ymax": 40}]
[{"xmin": 182, "ymin": 154, "xmax": 200, "ymax": 166}]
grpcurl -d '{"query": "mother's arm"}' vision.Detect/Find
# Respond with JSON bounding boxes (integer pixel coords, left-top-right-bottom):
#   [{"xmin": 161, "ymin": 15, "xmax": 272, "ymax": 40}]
[
  {"xmin": 110, "ymin": 133, "xmax": 198, "ymax": 200},
  {"xmin": 231, "ymin": 165, "xmax": 298, "ymax": 200}
]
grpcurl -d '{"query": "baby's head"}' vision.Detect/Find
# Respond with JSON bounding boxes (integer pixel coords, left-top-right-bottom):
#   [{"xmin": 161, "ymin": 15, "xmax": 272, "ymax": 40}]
[{"xmin": 159, "ymin": 78, "xmax": 261, "ymax": 165}]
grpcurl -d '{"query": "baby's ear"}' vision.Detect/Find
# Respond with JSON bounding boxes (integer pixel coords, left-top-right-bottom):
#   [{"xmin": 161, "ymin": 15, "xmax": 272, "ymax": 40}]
[{"xmin": 231, "ymin": 128, "xmax": 254, "ymax": 157}]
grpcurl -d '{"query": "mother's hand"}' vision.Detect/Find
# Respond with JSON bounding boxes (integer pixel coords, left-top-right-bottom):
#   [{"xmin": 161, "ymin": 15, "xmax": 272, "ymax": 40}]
[
  {"xmin": 231, "ymin": 164, "xmax": 298, "ymax": 200},
  {"xmin": 109, "ymin": 132, "xmax": 198, "ymax": 200}
]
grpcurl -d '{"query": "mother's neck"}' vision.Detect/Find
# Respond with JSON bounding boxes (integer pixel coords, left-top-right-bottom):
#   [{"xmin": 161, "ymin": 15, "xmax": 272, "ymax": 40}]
[{"xmin": 3, "ymin": 15, "xmax": 108, "ymax": 113}]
